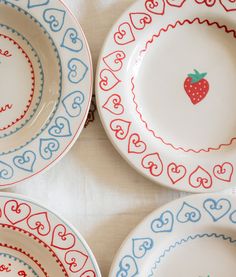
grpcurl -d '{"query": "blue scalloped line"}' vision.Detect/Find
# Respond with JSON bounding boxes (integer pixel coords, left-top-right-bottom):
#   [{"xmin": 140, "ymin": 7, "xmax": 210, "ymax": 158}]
[
  {"xmin": 0, "ymin": 252, "xmax": 39, "ymax": 276},
  {"xmin": 148, "ymin": 233, "xmax": 236, "ymax": 277},
  {"xmin": 0, "ymin": 24, "xmax": 44, "ymax": 139},
  {"xmin": 0, "ymin": 0, "xmax": 62, "ymax": 156}
]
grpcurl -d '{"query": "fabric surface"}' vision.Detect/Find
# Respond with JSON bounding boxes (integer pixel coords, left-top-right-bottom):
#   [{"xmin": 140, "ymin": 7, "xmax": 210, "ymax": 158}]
[{"xmin": 6, "ymin": 1, "xmax": 235, "ymax": 276}]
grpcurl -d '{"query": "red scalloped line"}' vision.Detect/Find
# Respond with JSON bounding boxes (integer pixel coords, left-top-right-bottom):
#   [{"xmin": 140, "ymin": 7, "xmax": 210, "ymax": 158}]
[
  {"xmin": 0, "ymin": 33, "xmax": 35, "ymax": 131},
  {"xmin": 0, "ymin": 242, "xmax": 49, "ymax": 276},
  {"xmin": 0, "ymin": 104, "xmax": 12, "ymax": 113},
  {"xmin": 132, "ymin": 17, "xmax": 236, "ymax": 153},
  {"xmin": 0, "ymin": 223, "xmax": 69, "ymax": 277}
]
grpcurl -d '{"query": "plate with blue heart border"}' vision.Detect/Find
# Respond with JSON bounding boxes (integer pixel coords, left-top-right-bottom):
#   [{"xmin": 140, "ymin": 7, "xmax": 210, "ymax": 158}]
[
  {"xmin": 109, "ymin": 193, "xmax": 236, "ymax": 277},
  {"xmin": 0, "ymin": 0, "xmax": 92, "ymax": 187},
  {"xmin": 96, "ymin": 0, "xmax": 236, "ymax": 192},
  {"xmin": 0, "ymin": 192, "xmax": 101, "ymax": 277}
]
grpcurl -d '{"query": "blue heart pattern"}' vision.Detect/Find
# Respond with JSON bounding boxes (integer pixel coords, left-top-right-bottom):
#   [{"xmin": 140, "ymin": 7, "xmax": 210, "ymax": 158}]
[
  {"xmin": 49, "ymin": 116, "xmax": 72, "ymax": 138},
  {"xmin": 203, "ymin": 198, "xmax": 231, "ymax": 222},
  {"xmin": 151, "ymin": 210, "xmax": 174, "ymax": 233},
  {"xmin": 13, "ymin": 151, "xmax": 36, "ymax": 173},
  {"xmin": 177, "ymin": 202, "xmax": 201, "ymax": 223},
  {"xmin": 116, "ymin": 255, "xmax": 138, "ymax": 277},
  {"xmin": 0, "ymin": 161, "xmax": 14, "ymax": 180},
  {"xmin": 27, "ymin": 0, "xmax": 49, "ymax": 8},
  {"xmin": 62, "ymin": 91, "xmax": 84, "ymax": 118},
  {"xmin": 67, "ymin": 58, "xmax": 88, "ymax": 84},
  {"xmin": 132, "ymin": 238, "xmax": 153, "ymax": 259},
  {"xmin": 61, "ymin": 28, "xmax": 83, "ymax": 52},
  {"xmin": 39, "ymin": 138, "xmax": 60, "ymax": 160},
  {"xmin": 43, "ymin": 8, "xmax": 65, "ymax": 32}
]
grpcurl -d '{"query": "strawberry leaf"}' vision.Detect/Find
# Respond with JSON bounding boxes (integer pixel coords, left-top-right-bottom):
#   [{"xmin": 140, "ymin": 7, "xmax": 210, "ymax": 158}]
[{"xmin": 188, "ymin": 69, "xmax": 207, "ymax": 84}]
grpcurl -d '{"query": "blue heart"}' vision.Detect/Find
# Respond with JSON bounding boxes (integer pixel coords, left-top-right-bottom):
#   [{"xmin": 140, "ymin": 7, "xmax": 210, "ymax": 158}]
[
  {"xmin": 13, "ymin": 151, "xmax": 36, "ymax": 173},
  {"xmin": 27, "ymin": 0, "xmax": 49, "ymax": 8},
  {"xmin": 39, "ymin": 138, "xmax": 60, "ymax": 160},
  {"xmin": 61, "ymin": 28, "xmax": 83, "ymax": 52},
  {"xmin": 177, "ymin": 202, "xmax": 201, "ymax": 223},
  {"xmin": 0, "ymin": 161, "xmax": 13, "ymax": 180},
  {"xmin": 151, "ymin": 210, "xmax": 174, "ymax": 233},
  {"xmin": 67, "ymin": 58, "xmax": 88, "ymax": 84},
  {"xmin": 49, "ymin": 116, "xmax": 72, "ymax": 138},
  {"xmin": 116, "ymin": 255, "xmax": 138, "ymax": 277},
  {"xmin": 43, "ymin": 8, "xmax": 65, "ymax": 32},
  {"xmin": 132, "ymin": 238, "xmax": 153, "ymax": 259},
  {"xmin": 62, "ymin": 91, "xmax": 84, "ymax": 118},
  {"xmin": 203, "ymin": 198, "xmax": 231, "ymax": 222}
]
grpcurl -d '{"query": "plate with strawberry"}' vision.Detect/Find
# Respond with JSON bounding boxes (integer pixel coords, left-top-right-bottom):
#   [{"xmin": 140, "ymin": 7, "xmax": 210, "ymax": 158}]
[{"xmin": 96, "ymin": 0, "xmax": 236, "ymax": 192}]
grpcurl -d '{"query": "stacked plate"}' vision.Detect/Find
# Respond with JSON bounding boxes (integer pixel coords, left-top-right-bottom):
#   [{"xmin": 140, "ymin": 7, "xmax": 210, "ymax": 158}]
[{"xmin": 1, "ymin": 0, "xmax": 236, "ymax": 276}]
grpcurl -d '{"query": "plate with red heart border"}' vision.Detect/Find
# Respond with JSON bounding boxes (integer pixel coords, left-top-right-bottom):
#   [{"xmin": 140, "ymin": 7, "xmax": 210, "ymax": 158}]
[
  {"xmin": 109, "ymin": 193, "xmax": 236, "ymax": 277},
  {"xmin": 96, "ymin": 0, "xmax": 236, "ymax": 192},
  {"xmin": 0, "ymin": 192, "xmax": 101, "ymax": 277},
  {"xmin": 0, "ymin": 0, "xmax": 92, "ymax": 188}
]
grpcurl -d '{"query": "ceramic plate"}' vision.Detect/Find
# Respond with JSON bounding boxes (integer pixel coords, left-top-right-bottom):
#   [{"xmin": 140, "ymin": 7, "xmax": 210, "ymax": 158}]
[
  {"xmin": 0, "ymin": 0, "xmax": 92, "ymax": 187},
  {"xmin": 109, "ymin": 193, "xmax": 236, "ymax": 277},
  {"xmin": 96, "ymin": 0, "xmax": 236, "ymax": 192},
  {"xmin": 0, "ymin": 192, "xmax": 101, "ymax": 276}
]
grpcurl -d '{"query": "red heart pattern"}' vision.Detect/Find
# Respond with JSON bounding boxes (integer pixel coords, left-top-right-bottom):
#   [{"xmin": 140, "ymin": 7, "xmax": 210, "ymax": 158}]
[
  {"xmin": 110, "ymin": 119, "xmax": 131, "ymax": 140},
  {"xmin": 166, "ymin": 0, "xmax": 186, "ymax": 7},
  {"xmin": 102, "ymin": 94, "xmax": 124, "ymax": 115},
  {"xmin": 128, "ymin": 133, "xmax": 147, "ymax": 154},
  {"xmin": 80, "ymin": 270, "xmax": 96, "ymax": 277},
  {"xmin": 195, "ymin": 0, "xmax": 216, "ymax": 7},
  {"xmin": 51, "ymin": 224, "xmax": 76, "ymax": 250},
  {"xmin": 99, "ymin": 69, "xmax": 120, "ymax": 91},
  {"xmin": 27, "ymin": 212, "xmax": 51, "ymax": 236},
  {"xmin": 4, "ymin": 200, "xmax": 31, "ymax": 225},
  {"xmin": 167, "ymin": 163, "xmax": 187, "ymax": 184},
  {"xmin": 65, "ymin": 250, "xmax": 88, "ymax": 273},
  {"xmin": 129, "ymin": 12, "xmax": 152, "ymax": 30},
  {"xmin": 213, "ymin": 162, "xmax": 234, "ymax": 182},
  {"xmin": 220, "ymin": 0, "xmax": 236, "ymax": 11},
  {"xmin": 103, "ymin": 51, "xmax": 126, "ymax": 72},
  {"xmin": 189, "ymin": 166, "xmax": 212, "ymax": 189},
  {"xmin": 145, "ymin": 0, "xmax": 165, "ymax": 15},
  {"xmin": 114, "ymin": 22, "xmax": 135, "ymax": 45},
  {"xmin": 142, "ymin": 153, "xmax": 163, "ymax": 177}
]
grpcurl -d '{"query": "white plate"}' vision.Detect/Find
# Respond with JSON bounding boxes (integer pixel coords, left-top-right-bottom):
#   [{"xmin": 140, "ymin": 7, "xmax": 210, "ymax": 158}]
[
  {"xmin": 0, "ymin": 0, "xmax": 92, "ymax": 187},
  {"xmin": 0, "ymin": 192, "xmax": 101, "ymax": 276},
  {"xmin": 96, "ymin": 0, "xmax": 236, "ymax": 192},
  {"xmin": 109, "ymin": 193, "xmax": 236, "ymax": 277}
]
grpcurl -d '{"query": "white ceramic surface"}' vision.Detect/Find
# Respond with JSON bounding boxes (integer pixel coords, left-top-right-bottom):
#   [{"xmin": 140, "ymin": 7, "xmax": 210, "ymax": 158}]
[
  {"xmin": 0, "ymin": 192, "xmax": 101, "ymax": 276},
  {"xmin": 109, "ymin": 193, "xmax": 236, "ymax": 277},
  {"xmin": 96, "ymin": 0, "xmax": 236, "ymax": 192},
  {"xmin": 0, "ymin": 0, "xmax": 92, "ymax": 188}
]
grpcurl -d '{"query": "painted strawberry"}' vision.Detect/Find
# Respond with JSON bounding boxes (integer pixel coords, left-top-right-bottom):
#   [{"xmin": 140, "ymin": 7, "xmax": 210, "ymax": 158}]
[{"xmin": 184, "ymin": 69, "xmax": 209, "ymax": 105}]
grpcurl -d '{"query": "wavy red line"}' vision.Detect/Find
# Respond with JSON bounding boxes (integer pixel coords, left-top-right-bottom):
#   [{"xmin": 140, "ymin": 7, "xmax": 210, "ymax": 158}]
[{"xmin": 0, "ymin": 104, "xmax": 13, "ymax": 114}]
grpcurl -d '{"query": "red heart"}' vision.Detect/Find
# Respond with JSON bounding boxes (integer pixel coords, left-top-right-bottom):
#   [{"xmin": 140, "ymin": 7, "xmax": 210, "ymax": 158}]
[
  {"xmin": 102, "ymin": 94, "xmax": 124, "ymax": 115},
  {"xmin": 128, "ymin": 133, "xmax": 147, "ymax": 154},
  {"xmin": 114, "ymin": 22, "xmax": 135, "ymax": 45},
  {"xmin": 51, "ymin": 224, "xmax": 75, "ymax": 250},
  {"xmin": 145, "ymin": 0, "xmax": 165, "ymax": 15},
  {"xmin": 189, "ymin": 166, "xmax": 212, "ymax": 189},
  {"xmin": 220, "ymin": 0, "xmax": 236, "ymax": 11},
  {"xmin": 99, "ymin": 69, "xmax": 120, "ymax": 91},
  {"xmin": 129, "ymin": 12, "xmax": 152, "ymax": 30},
  {"xmin": 110, "ymin": 119, "xmax": 131, "ymax": 140},
  {"xmin": 167, "ymin": 163, "xmax": 187, "ymax": 184},
  {"xmin": 213, "ymin": 162, "xmax": 234, "ymax": 182},
  {"xmin": 166, "ymin": 0, "xmax": 186, "ymax": 7},
  {"xmin": 65, "ymin": 250, "xmax": 88, "ymax": 273},
  {"xmin": 195, "ymin": 0, "xmax": 216, "ymax": 7},
  {"xmin": 142, "ymin": 153, "xmax": 163, "ymax": 177},
  {"xmin": 27, "ymin": 212, "xmax": 51, "ymax": 236},
  {"xmin": 103, "ymin": 51, "xmax": 126, "ymax": 72},
  {"xmin": 80, "ymin": 270, "xmax": 96, "ymax": 277},
  {"xmin": 4, "ymin": 200, "xmax": 31, "ymax": 225}
]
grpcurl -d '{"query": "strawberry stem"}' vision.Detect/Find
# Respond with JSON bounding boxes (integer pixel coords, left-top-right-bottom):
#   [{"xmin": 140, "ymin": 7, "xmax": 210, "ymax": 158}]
[{"xmin": 188, "ymin": 69, "xmax": 207, "ymax": 84}]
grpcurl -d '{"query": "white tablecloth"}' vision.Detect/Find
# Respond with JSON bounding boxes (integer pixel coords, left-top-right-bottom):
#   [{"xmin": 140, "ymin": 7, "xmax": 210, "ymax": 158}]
[{"xmin": 5, "ymin": 1, "xmax": 233, "ymax": 276}]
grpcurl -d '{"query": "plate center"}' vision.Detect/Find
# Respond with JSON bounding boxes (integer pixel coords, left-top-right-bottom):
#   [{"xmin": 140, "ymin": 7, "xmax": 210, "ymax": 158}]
[
  {"xmin": 133, "ymin": 18, "xmax": 236, "ymax": 152},
  {"xmin": 149, "ymin": 233, "xmax": 236, "ymax": 277}
]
